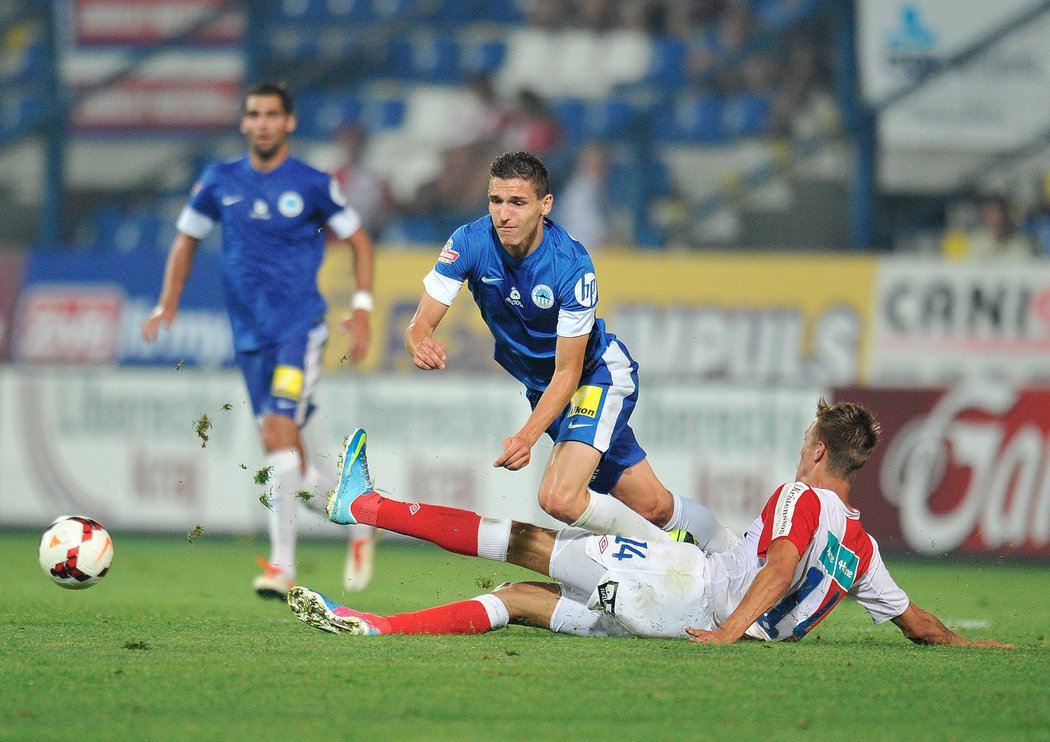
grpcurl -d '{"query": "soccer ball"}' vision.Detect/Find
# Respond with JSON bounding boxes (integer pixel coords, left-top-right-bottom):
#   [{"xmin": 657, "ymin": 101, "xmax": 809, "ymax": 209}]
[{"xmin": 39, "ymin": 515, "xmax": 114, "ymax": 589}]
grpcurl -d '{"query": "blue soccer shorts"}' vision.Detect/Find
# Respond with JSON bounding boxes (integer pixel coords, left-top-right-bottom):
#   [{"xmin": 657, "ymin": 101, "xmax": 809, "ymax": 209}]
[
  {"xmin": 234, "ymin": 321, "xmax": 329, "ymax": 426},
  {"xmin": 526, "ymin": 337, "xmax": 647, "ymax": 494}
]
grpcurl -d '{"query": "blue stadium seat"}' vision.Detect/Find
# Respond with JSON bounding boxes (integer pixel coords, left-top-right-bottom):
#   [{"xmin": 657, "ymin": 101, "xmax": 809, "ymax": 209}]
[
  {"xmin": 550, "ymin": 98, "xmax": 587, "ymax": 143},
  {"xmin": 357, "ymin": 96, "xmax": 406, "ymax": 130},
  {"xmin": 277, "ymin": 0, "xmax": 328, "ymax": 21},
  {"xmin": 723, "ymin": 92, "xmax": 772, "ymax": 137},
  {"xmin": 387, "ymin": 36, "xmax": 464, "ymax": 82},
  {"xmin": 654, "ymin": 94, "xmax": 725, "ymax": 143},
  {"xmin": 583, "ymin": 99, "xmax": 636, "ymax": 140},
  {"xmin": 322, "ymin": 0, "xmax": 378, "ymax": 22},
  {"xmin": 459, "ymin": 39, "xmax": 506, "ymax": 76},
  {"xmin": 647, "ymin": 37, "xmax": 689, "ymax": 89}
]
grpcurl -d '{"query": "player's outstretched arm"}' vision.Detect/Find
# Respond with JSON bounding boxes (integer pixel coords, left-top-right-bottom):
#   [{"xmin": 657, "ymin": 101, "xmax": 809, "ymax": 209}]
[
  {"xmin": 142, "ymin": 232, "xmax": 199, "ymax": 343},
  {"xmin": 405, "ymin": 294, "xmax": 449, "ymax": 370},
  {"xmin": 687, "ymin": 538, "xmax": 800, "ymax": 644},
  {"xmin": 890, "ymin": 603, "xmax": 1015, "ymax": 648}
]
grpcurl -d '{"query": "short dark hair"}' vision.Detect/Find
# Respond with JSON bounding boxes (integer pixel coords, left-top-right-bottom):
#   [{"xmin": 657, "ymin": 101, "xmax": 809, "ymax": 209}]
[
  {"xmin": 812, "ymin": 398, "xmax": 881, "ymax": 483},
  {"xmin": 489, "ymin": 151, "xmax": 550, "ymax": 198},
  {"xmin": 243, "ymin": 81, "xmax": 293, "ymax": 115}
]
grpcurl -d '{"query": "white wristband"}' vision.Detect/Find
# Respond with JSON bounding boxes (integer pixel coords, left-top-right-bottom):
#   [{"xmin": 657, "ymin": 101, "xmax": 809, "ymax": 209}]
[{"xmin": 351, "ymin": 290, "xmax": 374, "ymax": 313}]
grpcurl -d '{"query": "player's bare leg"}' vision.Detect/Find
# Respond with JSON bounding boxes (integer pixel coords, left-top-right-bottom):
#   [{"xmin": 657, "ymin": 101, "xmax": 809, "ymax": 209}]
[{"xmin": 539, "ymin": 441, "xmax": 668, "ymax": 542}]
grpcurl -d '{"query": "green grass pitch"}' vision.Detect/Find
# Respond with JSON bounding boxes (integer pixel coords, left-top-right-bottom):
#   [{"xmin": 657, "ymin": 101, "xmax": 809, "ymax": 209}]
[{"xmin": 2, "ymin": 531, "xmax": 1048, "ymax": 741}]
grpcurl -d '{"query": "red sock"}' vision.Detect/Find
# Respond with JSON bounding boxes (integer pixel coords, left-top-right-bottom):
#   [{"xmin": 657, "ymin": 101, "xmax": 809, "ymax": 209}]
[
  {"xmin": 370, "ymin": 599, "xmax": 493, "ymax": 635},
  {"xmin": 350, "ymin": 492, "xmax": 481, "ymax": 556}
]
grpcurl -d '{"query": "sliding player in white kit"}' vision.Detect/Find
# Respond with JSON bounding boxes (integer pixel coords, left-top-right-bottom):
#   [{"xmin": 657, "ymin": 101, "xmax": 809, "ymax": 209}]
[
  {"xmin": 288, "ymin": 399, "xmax": 1011, "ymax": 648},
  {"xmin": 142, "ymin": 82, "xmax": 378, "ymax": 598},
  {"xmin": 405, "ymin": 151, "xmax": 736, "ymax": 553}
]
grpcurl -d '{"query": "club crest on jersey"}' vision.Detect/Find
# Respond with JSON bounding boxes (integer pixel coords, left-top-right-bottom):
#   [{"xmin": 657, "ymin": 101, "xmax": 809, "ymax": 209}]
[
  {"xmin": 506, "ymin": 287, "xmax": 524, "ymax": 307},
  {"xmin": 574, "ymin": 272, "xmax": 597, "ymax": 307},
  {"xmin": 438, "ymin": 239, "xmax": 459, "ymax": 264},
  {"xmin": 278, "ymin": 191, "xmax": 304, "ymax": 217},
  {"xmin": 531, "ymin": 284, "xmax": 554, "ymax": 309},
  {"xmin": 251, "ymin": 199, "xmax": 271, "ymax": 220}
]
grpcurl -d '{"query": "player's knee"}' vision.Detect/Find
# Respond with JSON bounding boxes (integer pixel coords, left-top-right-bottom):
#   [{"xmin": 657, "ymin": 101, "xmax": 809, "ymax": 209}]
[{"xmin": 537, "ymin": 486, "xmax": 588, "ymax": 524}]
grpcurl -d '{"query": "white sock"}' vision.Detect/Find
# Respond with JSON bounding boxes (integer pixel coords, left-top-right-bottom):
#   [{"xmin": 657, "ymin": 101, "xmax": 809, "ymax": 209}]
[
  {"xmin": 663, "ymin": 492, "xmax": 739, "ymax": 553},
  {"xmin": 265, "ymin": 449, "xmax": 302, "ymax": 577},
  {"xmin": 477, "ymin": 517, "xmax": 512, "ymax": 561},
  {"xmin": 571, "ymin": 490, "xmax": 669, "ymax": 542},
  {"xmin": 473, "ymin": 593, "xmax": 510, "ymax": 631}
]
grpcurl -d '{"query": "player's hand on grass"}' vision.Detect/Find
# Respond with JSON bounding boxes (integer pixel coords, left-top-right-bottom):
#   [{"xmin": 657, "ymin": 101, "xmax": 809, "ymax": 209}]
[
  {"xmin": 342, "ymin": 309, "xmax": 371, "ymax": 363},
  {"xmin": 142, "ymin": 305, "xmax": 176, "ymax": 343},
  {"xmin": 685, "ymin": 626, "xmax": 738, "ymax": 644},
  {"xmin": 413, "ymin": 336, "xmax": 446, "ymax": 370},
  {"xmin": 494, "ymin": 435, "xmax": 531, "ymax": 470}
]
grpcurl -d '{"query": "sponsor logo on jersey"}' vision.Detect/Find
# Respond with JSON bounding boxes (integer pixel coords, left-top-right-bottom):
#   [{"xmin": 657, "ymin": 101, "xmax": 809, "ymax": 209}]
[
  {"xmin": 772, "ymin": 482, "xmax": 809, "ymax": 539},
  {"xmin": 271, "ymin": 365, "xmax": 303, "ymax": 400},
  {"xmin": 251, "ymin": 199, "xmax": 271, "ymax": 219},
  {"xmin": 277, "ymin": 191, "xmax": 304, "ymax": 217},
  {"xmin": 569, "ymin": 385, "xmax": 602, "ymax": 418},
  {"xmin": 438, "ymin": 238, "xmax": 459, "ymax": 264},
  {"xmin": 531, "ymin": 284, "xmax": 554, "ymax": 309},
  {"xmin": 573, "ymin": 272, "xmax": 597, "ymax": 307},
  {"xmin": 221, "ymin": 195, "xmax": 243, "ymax": 206},
  {"xmin": 481, "ymin": 275, "xmax": 502, "ymax": 284},
  {"xmin": 819, "ymin": 531, "xmax": 859, "ymax": 590},
  {"xmin": 506, "ymin": 287, "xmax": 524, "ymax": 308},
  {"xmin": 568, "ymin": 421, "xmax": 593, "ymax": 430}
]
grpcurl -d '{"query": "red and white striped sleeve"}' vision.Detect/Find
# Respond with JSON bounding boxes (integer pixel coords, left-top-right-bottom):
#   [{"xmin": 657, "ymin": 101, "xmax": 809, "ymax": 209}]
[{"xmin": 757, "ymin": 482, "xmax": 821, "ymax": 558}]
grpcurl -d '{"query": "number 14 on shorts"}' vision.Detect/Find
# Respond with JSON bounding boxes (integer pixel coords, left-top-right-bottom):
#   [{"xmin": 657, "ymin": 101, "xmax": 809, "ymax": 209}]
[{"xmin": 611, "ymin": 536, "xmax": 648, "ymax": 561}]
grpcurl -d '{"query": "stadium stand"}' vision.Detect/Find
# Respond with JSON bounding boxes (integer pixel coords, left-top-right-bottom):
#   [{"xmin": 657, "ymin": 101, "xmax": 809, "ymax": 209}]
[{"xmin": 10, "ymin": 0, "xmax": 1046, "ymax": 254}]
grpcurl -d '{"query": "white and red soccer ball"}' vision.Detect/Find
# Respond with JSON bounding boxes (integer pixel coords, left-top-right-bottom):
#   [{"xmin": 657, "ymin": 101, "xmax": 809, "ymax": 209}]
[{"xmin": 39, "ymin": 515, "xmax": 114, "ymax": 589}]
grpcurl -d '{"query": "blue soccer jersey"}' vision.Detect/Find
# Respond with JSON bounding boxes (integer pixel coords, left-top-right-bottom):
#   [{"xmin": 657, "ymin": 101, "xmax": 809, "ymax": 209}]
[
  {"xmin": 424, "ymin": 216, "xmax": 609, "ymax": 392},
  {"xmin": 176, "ymin": 156, "xmax": 361, "ymax": 351}
]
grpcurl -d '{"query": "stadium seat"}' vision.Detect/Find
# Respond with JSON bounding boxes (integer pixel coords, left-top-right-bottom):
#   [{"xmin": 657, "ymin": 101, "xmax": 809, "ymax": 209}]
[
  {"xmin": 358, "ymin": 96, "xmax": 407, "ymax": 130},
  {"xmin": 387, "ymin": 36, "xmax": 464, "ymax": 83},
  {"xmin": 458, "ymin": 38, "xmax": 506, "ymax": 77},
  {"xmin": 551, "ymin": 98, "xmax": 587, "ymax": 143},
  {"xmin": 277, "ymin": 0, "xmax": 328, "ymax": 21},
  {"xmin": 647, "ymin": 37, "xmax": 689, "ymax": 90},
  {"xmin": 322, "ymin": 0, "xmax": 378, "ymax": 22},
  {"xmin": 583, "ymin": 98, "xmax": 636, "ymax": 140},
  {"xmin": 723, "ymin": 92, "xmax": 772, "ymax": 138},
  {"xmin": 654, "ymin": 94, "xmax": 725, "ymax": 143}
]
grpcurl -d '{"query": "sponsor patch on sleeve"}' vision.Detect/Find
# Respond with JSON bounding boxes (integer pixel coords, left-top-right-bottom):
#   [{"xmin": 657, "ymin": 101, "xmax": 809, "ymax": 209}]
[
  {"xmin": 569, "ymin": 385, "xmax": 603, "ymax": 418},
  {"xmin": 438, "ymin": 238, "xmax": 459, "ymax": 264}
]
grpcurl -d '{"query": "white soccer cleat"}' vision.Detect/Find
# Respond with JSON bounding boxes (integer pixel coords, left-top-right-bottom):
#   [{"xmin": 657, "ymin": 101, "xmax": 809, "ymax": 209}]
[
  {"xmin": 253, "ymin": 559, "xmax": 295, "ymax": 599},
  {"xmin": 343, "ymin": 534, "xmax": 376, "ymax": 592}
]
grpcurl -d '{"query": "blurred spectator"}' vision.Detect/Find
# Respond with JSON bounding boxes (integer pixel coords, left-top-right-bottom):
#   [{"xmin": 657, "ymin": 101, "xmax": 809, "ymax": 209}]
[
  {"xmin": 330, "ymin": 122, "xmax": 394, "ymax": 235},
  {"xmin": 556, "ymin": 142, "xmax": 614, "ymax": 250},
  {"xmin": 960, "ymin": 194, "xmax": 1037, "ymax": 261},
  {"xmin": 1023, "ymin": 174, "xmax": 1050, "ymax": 258},
  {"xmin": 500, "ymin": 88, "xmax": 563, "ymax": 155}
]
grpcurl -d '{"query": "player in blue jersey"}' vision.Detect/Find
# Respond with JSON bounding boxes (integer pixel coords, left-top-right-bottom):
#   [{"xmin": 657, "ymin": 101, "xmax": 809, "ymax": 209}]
[
  {"xmin": 142, "ymin": 82, "xmax": 378, "ymax": 598},
  {"xmin": 403, "ymin": 151, "xmax": 738, "ymax": 549}
]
